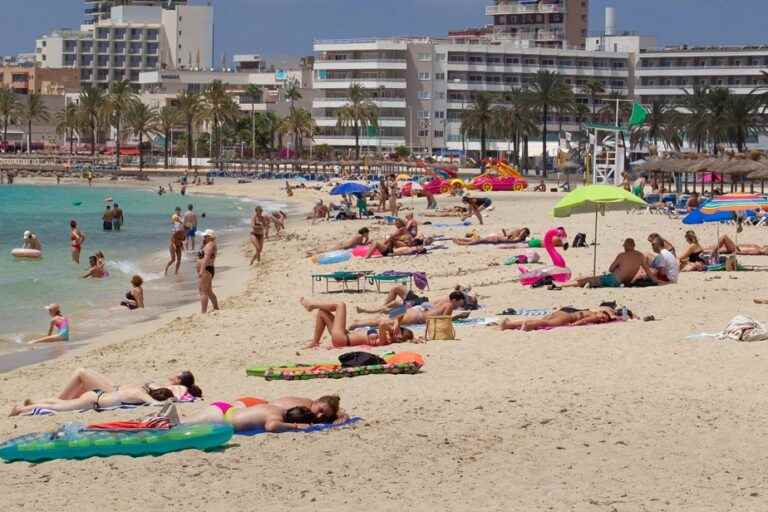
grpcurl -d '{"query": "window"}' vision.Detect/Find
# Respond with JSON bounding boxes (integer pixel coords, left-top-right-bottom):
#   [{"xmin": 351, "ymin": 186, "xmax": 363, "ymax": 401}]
[
  {"xmin": 129, "ymin": 42, "xmax": 143, "ymax": 55},
  {"xmin": 97, "ymin": 55, "xmax": 109, "ymax": 67},
  {"xmin": 505, "ymin": 57, "xmax": 519, "ymax": 64},
  {"xmin": 130, "ymin": 29, "xmax": 143, "ymax": 41},
  {"xmin": 434, "ymin": 130, "xmax": 444, "ymax": 138},
  {"xmin": 435, "ymin": 72, "xmax": 445, "ymax": 80},
  {"xmin": 417, "ymin": 53, "xmax": 432, "ymax": 61},
  {"xmin": 97, "ymin": 41, "xmax": 110, "ymax": 54},
  {"xmin": 146, "ymin": 29, "xmax": 159, "ymax": 41},
  {"xmin": 417, "ymin": 129, "xmax": 429, "ymax": 137},
  {"xmin": 436, "ymin": 91, "xmax": 446, "ymax": 99},
  {"xmin": 418, "ymin": 72, "xmax": 431, "ymax": 81},
  {"xmin": 417, "ymin": 91, "xmax": 432, "ymax": 100},
  {"xmin": 434, "ymin": 111, "xmax": 445, "ymax": 119},
  {"xmin": 113, "ymin": 29, "xmax": 126, "ymax": 40},
  {"xmin": 417, "ymin": 110, "xmax": 431, "ymax": 119},
  {"xmin": 96, "ymin": 28, "xmax": 110, "ymax": 40}
]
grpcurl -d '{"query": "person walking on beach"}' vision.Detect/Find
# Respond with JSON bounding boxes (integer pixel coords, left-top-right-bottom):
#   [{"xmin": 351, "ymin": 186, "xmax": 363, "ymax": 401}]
[
  {"xmin": 183, "ymin": 204, "xmax": 198, "ymax": 251},
  {"xmin": 112, "ymin": 203, "xmax": 124, "ymax": 231},
  {"xmin": 29, "ymin": 303, "xmax": 70, "ymax": 344},
  {"xmin": 249, "ymin": 206, "xmax": 267, "ymax": 265},
  {"xmin": 102, "ymin": 205, "xmax": 114, "ymax": 231},
  {"xmin": 70, "ymin": 220, "xmax": 85, "ymax": 264},
  {"xmin": 198, "ymin": 229, "xmax": 219, "ymax": 313}
]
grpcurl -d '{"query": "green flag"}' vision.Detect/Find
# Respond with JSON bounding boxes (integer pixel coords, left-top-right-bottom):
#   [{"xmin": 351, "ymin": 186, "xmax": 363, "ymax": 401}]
[
  {"xmin": 628, "ymin": 101, "xmax": 648, "ymax": 126},
  {"xmin": 367, "ymin": 125, "xmax": 378, "ymax": 137}
]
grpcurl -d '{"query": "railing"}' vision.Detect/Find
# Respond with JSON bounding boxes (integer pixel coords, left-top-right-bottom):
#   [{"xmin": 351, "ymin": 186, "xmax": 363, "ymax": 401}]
[
  {"xmin": 315, "ymin": 78, "xmax": 407, "ymax": 83},
  {"xmin": 315, "ymin": 59, "xmax": 407, "ymax": 65},
  {"xmin": 486, "ymin": 3, "xmax": 564, "ymax": 16},
  {"xmin": 638, "ymin": 64, "xmax": 768, "ymax": 70}
]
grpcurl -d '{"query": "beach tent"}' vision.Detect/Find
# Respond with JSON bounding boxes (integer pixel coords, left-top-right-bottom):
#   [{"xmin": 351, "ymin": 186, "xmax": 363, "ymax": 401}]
[{"xmin": 552, "ymin": 185, "xmax": 647, "ymax": 275}]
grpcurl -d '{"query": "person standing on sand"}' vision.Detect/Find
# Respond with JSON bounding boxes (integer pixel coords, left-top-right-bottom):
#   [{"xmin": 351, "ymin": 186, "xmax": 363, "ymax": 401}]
[
  {"xmin": 29, "ymin": 303, "xmax": 70, "ymax": 344},
  {"xmin": 183, "ymin": 204, "xmax": 198, "ymax": 251},
  {"xmin": 102, "ymin": 205, "xmax": 113, "ymax": 231},
  {"xmin": 249, "ymin": 206, "xmax": 267, "ymax": 265},
  {"xmin": 70, "ymin": 220, "xmax": 85, "ymax": 264},
  {"xmin": 198, "ymin": 229, "xmax": 219, "ymax": 313},
  {"xmin": 388, "ymin": 175, "xmax": 399, "ymax": 217},
  {"xmin": 112, "ymin": 203, "xmax": 124, "ymax": 231}
]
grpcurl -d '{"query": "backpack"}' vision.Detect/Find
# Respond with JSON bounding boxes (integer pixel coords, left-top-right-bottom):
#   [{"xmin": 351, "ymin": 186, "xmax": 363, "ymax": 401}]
[
  {"xmin": 573, "ymin": 233, "xmax": 588, "ymax": 248},
  {"xmin": 338, "ymin": 352, "xmax": 387, "ymax": 368}
]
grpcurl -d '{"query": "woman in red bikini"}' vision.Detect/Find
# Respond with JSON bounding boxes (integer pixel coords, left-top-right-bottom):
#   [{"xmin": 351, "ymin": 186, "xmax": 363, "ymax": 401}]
[{"xmin": 70, "ymin": 220, "xmax": 85, "ymax": 264}]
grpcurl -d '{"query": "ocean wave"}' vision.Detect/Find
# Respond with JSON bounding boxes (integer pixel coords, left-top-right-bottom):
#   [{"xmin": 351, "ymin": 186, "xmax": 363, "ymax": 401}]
[{"xmin": 107, "ymin": 260, "xmax": 164, "ymax": 281}]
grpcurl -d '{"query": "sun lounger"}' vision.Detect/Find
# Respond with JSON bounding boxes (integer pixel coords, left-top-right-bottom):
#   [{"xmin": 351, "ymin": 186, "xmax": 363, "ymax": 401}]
[
  {"xmin": 311, "ymin": 271, "xmax": 372, "ymax": 294},
  {"xmin": 367, "ymin": 271, "xmax": 413, "ymax": 293}
]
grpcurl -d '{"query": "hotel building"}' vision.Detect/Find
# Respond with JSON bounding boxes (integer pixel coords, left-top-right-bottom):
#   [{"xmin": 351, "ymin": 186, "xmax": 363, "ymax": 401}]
[
  {"xmin": 83, "ymin": 1, "xmax": 188, "ymax": 25},
  {"xmin": 35, "ymin": 3, "xmax": 212, "ymax": 89}
]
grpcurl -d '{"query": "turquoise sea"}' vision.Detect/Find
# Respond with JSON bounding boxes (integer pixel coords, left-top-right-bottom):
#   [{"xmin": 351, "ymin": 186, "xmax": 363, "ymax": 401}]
[{"xmin": 0, "ymin": 183, "xmax": 283, "ymax": 368}]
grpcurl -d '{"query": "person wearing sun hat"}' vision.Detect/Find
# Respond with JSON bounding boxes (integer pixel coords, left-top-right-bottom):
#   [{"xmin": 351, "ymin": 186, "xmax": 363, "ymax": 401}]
[
  {"xmin": 29, "ymin": 304, "xmax": 70, "ymax": 344},
  {"xmin": 22, "ymin": 230, "xmax": 42, "ymax": 251},
  {"xmin": 198, "ymin": 229, "xmax": 219, "ymax": 313}
]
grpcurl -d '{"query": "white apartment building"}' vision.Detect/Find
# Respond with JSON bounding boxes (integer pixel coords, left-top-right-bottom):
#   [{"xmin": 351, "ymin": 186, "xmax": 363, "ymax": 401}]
[
  {"xmin": 36, "ymin": 3, "xmax": 212, "ymax": 88},
  {"xmin": 83, "ymin": 1, "xmax": 188, "ymax": 25}
]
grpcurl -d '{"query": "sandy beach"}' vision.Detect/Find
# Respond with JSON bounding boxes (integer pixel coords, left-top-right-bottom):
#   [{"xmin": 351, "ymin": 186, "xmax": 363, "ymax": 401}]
[{"xmin": 2, "ymin": 178, "xmax": 768, "ymax": 511}]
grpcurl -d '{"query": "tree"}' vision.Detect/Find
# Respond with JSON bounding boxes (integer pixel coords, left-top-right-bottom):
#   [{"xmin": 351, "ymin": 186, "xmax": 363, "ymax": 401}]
[
  {"xmin": 724, "ymin": 91, "xmax": 763, "ymax": 153},
  {"xmin": 202, "ymin": 80, "xmax": 239, "ymax": 168},
  {"xmin": 244, "ymin": 84, "xmax": 262, "ymax": 159},
  {"xmin": 55, "ymin": 101, "xmax": 80, "ymax": 155},
  {"xmin": 395, "ymin": 145, "xmax": 410, "ymax": 160},
  {"xmin": 157, "ymin": 105, "xmax": 181, "ymax": 169},
  {"xmin": 104, "ymin": 81, "xmax": 136, "ymax": 167},
  {"xmin": 581, "ymin": 78, "xmax": 605, "ymax": 119},
  {"xmin": 19, "ymin": 92, "xmax": 49, "ymax": 153},
  {"xmin": 279, "ymin": 108, "xmax": 316, "ymax": 158},
  {"xmin": 78, "ymin": 86, "xmax": 106, "ymax": 155},
  {"xmin": 125, "ymin": 102, "xmax": 158, "ymax": 172},
  {"xmin": 175, "ymin": 90, "xmax": 204, "ymax": 169},
  {"xmin": 679, "ymin": 83, "xmax": 710, "ymax": 153},
  {"xmin": 335, "ymin": 83, "xmax": 379, "ymax": 160},
  {"xmin": 284, "ymin": 79, "xmax": 303, "ymax": 155},
  {"xmin": 461, "ymin": 92, "xmax": 495, "ymax": 161},
  {"xmin": 0, "ymin": 86, "xmax": 18, "ymax": 144},
  {"xmin": 254, "ymin": 111, "xmax": 281, "ymax": 155},
  {"xmin": 529, "ymin": 71, "xmax": 568, "ymax": 175}
]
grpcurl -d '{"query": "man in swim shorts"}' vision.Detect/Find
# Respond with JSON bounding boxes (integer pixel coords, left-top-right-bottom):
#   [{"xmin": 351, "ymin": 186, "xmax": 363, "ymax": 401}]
[
  {"xmin": 183, "ymin": 204, "xmax": 198, "ymax": 251},
  {"xmin": 564, "ymin": 238, "xmax": 659, "ymax": 288},
  {"xmin": 102, "ymin": 205, "xmax": 113, "ymax": 231},
  {"xmin": 112, "ymin": 203, "xmax": 124, "ymax": 231}
]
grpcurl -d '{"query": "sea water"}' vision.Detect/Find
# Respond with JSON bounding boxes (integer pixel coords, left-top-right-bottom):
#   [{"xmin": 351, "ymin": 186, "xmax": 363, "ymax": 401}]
[{"xmin": 0, "ymin": 183, "xmax": 284, "ymax": 366}]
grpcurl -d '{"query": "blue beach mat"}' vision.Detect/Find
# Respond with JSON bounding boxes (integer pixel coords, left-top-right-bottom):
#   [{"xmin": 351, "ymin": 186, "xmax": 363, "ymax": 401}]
[{"xmin": 237, "ymin": 416, "xmax": 362, "ymax": 436}]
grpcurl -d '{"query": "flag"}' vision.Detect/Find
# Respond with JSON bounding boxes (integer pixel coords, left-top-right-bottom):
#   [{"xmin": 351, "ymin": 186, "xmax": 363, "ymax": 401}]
[{"xmin": 628, "ymin": 102, "xmax": 648, "ymax": 126}]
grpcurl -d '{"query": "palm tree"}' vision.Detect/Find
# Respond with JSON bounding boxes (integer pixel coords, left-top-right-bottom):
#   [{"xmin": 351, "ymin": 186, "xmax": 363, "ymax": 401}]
[
  {"xmin": 581, "ymin": 78, "xmax": 605, "ymax": 119},
  {"xmin": 679, "ymin": 83, "xmax": 711, "ymax": 153},
  {"xmin": 254, "ymin": 111, "xmax": 281, "ymax": 155},
  {"xmin": 125, "ymin": 102, "xmax": 158, "ymax": 172},
  {"xmin": 645, "ymin": 100, "xmax": 669, "ymax": 146},
  {"xmin": 461, "ymin": 92, "xmax": 495, "ymax": 161},
  {"xmin": 284, "ymin": 79, "xmax": 302, "ymax": 156},
  {"xmin": 528, "ymin": 71, "xmax": 568, "ymax": 175},
  {"xmin": 202, "ymin": 80, "xmax": 239, "ymax": 168},
  {"xmin": 19, "ymin": 92, "xmax": 49, "ymax": 153},
  {"xmin": 724, "ymin": 91, "xmax": 763, "ymax": 152},
  {"xmin": 280, "ymin": 108, "xmax": 316, "ymax": 158},
  {"xmin": 335, "ymin": 83, "xmax": 379, "ymax": 160},
  {"xmin": 104, "ymin": 81, "xmax": 137, "ymax": 167},
  {"xmin": 244, "ymin": 84, "xmax": 262, "ymax": 159},
  {"xmin": 175, "ymin": 91, "xmax": 204, "ymax": 169},
  {"xmin": 0, "ymin": 86, "xmax": 18, "ymax": 144},
  {"xmin": 157, "ymin": 105, "xmax": 181, "ymax": 169},
  {"xmin": 55, "ymin": 101, "xmax": 80, "ymax": 155},
  {"xmin": 78, "ymin": 86, "xmax": 106, "ymax": 155}
]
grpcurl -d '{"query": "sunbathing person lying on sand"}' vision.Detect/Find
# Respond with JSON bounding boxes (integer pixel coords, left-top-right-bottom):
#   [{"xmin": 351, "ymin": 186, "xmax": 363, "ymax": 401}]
[
  {"xmin": 183, "ymin": 395, "xmax": 348, "ymax": 433},
  {"xmin": 306, "ymin": 227, "xmax": 370, "ymax": 256},
  {"xmin": 564, "ymin": 238, "xmax": 660, "ymax": 288},
  {"xmin": 52, "ymin": 368, "xmax": 202, "ymax": 401},
  {"xmin": 709, "ymin": 234, "xmax": 768, "ymax": 255},
  {"xmin": 356, "ymin": 285, "xmax": 475, "ymax": 314},
  {"xmin": 9, "ymin": 384, "xmax": 177, "ymax": 416},
  {"xmin": 349, "ymin": 291, "xmax": 465, "ymax": 329},
  {"xmin": 301, "ymin": 299, "xmax": 415, "ymax": 348},
  {"xmin": 365, "ymin": 219, "xmax": 428, "ymax": 258},
  {"xmin": 500, "ymin": 306, "xmax": 619, "ymax": 331},
  {"xmin": 453, "ymin": 228, "xmax": 530, "ymax": 246}
]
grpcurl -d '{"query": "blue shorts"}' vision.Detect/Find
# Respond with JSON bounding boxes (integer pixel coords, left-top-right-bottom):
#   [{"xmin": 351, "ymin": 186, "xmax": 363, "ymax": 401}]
[
  {"xmin": 186, "ymin": 226, "xmax": 197, "ymax": 238},
  {"xmin": 599, "ymin": 273, "xmax": 622, "ymax": 288}
]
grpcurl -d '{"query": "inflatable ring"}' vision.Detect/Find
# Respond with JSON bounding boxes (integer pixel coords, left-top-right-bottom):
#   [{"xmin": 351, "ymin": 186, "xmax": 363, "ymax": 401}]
[
  {"xmin": 482, "ymin": 183, "xmax": 493, "ymax": 192},
  {"xmin": 440, "ymin": 183, "xmax": 450, "ymax": 194},
  {"xmin": 11, "ymin": 249, "xmax": 42, "ymax": 259}
]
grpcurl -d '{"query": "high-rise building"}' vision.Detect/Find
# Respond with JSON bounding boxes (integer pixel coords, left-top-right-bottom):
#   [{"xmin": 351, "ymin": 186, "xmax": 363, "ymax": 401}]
[
  {"xmin": 83, "ymin": 0, "xmax": 188, "ymax": 25},
  {"xmin": 37, "ymin": 2, "xmax": 212, "ymax": 88},
  {"xmin": 486, "ymin": 0, "xmax": 589, "ymax": 49}
]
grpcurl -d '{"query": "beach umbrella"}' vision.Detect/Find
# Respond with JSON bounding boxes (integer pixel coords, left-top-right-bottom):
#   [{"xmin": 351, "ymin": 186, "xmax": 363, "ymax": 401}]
[
  {"xmin": 699, "ymin": 193, "xmax": 768, "ymax": 215},
  {"xmin": 552, "ymin": 185, "xmax": 647, "ymax": 275},
  {"xmin": 329, "ymin": 182, "xmax": 371, "ymax": 196},
  {"xmin": 682, "ymin": 208, "xmax": 734, "ymax": 225}
]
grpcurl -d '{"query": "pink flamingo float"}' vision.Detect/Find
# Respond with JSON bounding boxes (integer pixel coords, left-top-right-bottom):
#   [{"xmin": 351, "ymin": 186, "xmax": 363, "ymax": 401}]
[{"xmin": 518, "ymin": 227, "xmax": 571, "ymax": 286}]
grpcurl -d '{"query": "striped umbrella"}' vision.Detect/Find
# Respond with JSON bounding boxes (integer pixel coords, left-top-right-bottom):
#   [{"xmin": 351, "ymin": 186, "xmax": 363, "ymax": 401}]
[{"xmin": 699, "ymin": 193, "xmax": 768, "ymax": 214}]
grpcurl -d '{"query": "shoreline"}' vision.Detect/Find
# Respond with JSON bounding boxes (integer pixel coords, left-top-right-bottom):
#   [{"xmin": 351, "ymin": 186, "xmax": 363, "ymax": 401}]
[{"xmin": 0, "ymin": 177, "xmax": 312, "ymax": 374}]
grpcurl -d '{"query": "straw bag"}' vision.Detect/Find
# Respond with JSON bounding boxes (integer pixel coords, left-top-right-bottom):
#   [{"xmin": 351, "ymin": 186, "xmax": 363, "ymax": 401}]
[{"xmin": 425, "ymin": 316, "xmax": 455, "ymax": 341}]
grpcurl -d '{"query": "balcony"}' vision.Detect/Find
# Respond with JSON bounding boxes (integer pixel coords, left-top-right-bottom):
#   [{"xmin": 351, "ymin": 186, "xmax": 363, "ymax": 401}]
[
  {"xmin": 314, "ymin": 59, "xmax": 407, "ymax": 71},
  {"xmin": 313, "ymin": 135, "xmax": 406, "ymax": 147},
  {"xmin": 314, "ymin": 78, "xmax": 407, "ymax": 89},
  {"xmin": 313, "ymin": 97, "xmax": 407, "ymax": 109},
  {"xmin": 314, "ymin": 117, "xmax": 406, "ymax": 128},
  {"xmin": 486, "ymin": 2, "xmax": 564, "ymax": 16}
]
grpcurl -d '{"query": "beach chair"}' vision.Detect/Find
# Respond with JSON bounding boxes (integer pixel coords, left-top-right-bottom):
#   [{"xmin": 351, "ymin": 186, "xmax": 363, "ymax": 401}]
[
  {"xmin": 367, "ymin": 272, "xmax": 413, "ymax": 293},
  {"xmin": 641, "ymin": 193, "xmax": 661, "ymax": 214},
  {"xmin": 311, "ymin": 271, "xmax": 372, "ymax": 294}
]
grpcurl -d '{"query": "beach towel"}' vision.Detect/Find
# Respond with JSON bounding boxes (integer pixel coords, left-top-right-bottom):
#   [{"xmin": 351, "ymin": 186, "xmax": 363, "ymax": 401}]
[
  {"xmin": 237, "ymin": 417, "xmax": 362, "ymax": 436},
  {"xmin": 20, "ymin": 397, "xmax": 198, "ymax": 417},
  {"xmin": 498, "ymin": 308, "xmax": 554, "ymax": 317},
  {"xmin": 429, "ymin": 222, "xmax": 472, "ymax": 228},
  {"xmin": 247, "ymin": 352, "xmax": 424, "ymax": 380},
  {"xmin": 688, "ymin": 315, "xmax": 768, "ymax": 342}
]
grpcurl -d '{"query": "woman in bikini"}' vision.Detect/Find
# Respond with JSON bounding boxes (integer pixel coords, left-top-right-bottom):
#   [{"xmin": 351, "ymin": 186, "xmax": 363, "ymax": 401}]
[
  {"xmin": 710, "ymin": 234, "xmax": 768, "ymax": 255},
  {"xmin": 453, "ymin": 227, "xmax": 530, "ymax": 246},
  {"xmin": 9, "ymin": 384, "xmax": 177, "ymax": 416},
  {"xmin": 306, "ymin": 227, "xmax": 370, "ymax": 257},
  {"xmin": 198, "ymin": 229, "xmax": 219, "ymax": 313},
  {"xmin": 300, "ymin": 298, "xmax": 414, "ymax": 349},
  {"xmin": 679, "ymin": 230, "xmax": 706, "ymax": 272},
  {"xmin": 121, "ymin": 274, "xmax": 145, "ymax": 309},
  {"xmin": 500, "ymin": 307, "xmax": 617, "ymax": 331},
  {"xmin": 70, "ymin": 220, "xmax": 85, "ymax": 264},
  {"xmin": 164, "ymin": 226, "xmax": 186, "ymax": 275},
  {"xmin": 249, "ymin": 206, "xmax": 267, "ymax": 265},
  {"xmin": 82, "ymin": 255, "xmax": 108, "ymax": 279},
  {"xmin": 53, "ymin": 368, "xmax": 201, "ymax": 401},
  {"xmin": 461, "ymin": 196, "xmax": 493, "ymax": 225}
]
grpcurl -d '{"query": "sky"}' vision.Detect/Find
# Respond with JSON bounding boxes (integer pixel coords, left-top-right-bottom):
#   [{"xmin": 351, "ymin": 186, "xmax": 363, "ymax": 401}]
[{"xmin": 2, "ymin": 0, "xmax": 767, "ymax": 62}]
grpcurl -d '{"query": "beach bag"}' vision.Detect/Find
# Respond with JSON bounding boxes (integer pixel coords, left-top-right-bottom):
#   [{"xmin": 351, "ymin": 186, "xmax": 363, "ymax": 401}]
[
  {"xmin": 339, "ymin": 352, "xmax": 387, "ymax": 368},
  {"xmin": 424, "ymin": 316, "xmax": 455, "ymax": 341},
  {"xmin": 573, "ymin": 233, "xmax": 587, "ymax": 248}
]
